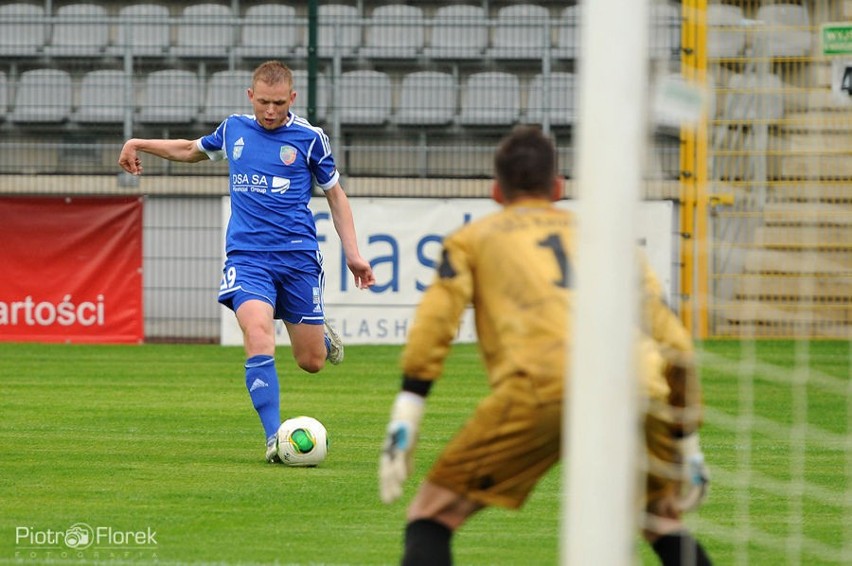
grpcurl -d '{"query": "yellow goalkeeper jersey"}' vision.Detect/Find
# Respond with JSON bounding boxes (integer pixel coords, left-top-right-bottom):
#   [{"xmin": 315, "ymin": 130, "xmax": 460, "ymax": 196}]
[
  {"xmin": 402, "ymin": 200, "xmax": 572, "ymax": 401},
  {"xmin": 402, "ymin": 199, "xmax": 693, "ymax": 406}
]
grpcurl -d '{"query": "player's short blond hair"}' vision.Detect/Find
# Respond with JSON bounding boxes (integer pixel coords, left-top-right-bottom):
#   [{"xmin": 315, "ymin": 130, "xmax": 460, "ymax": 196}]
[{"xmin": 252, "ymin": 60, "xmax": 294, "ymax": 90}]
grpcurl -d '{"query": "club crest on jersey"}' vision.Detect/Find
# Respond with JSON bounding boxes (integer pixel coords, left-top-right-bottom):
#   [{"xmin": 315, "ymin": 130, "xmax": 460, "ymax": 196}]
[
  {"xmin": 280, "ymin": 145, "xmax": 297, "ymax": 166},
  {"xmin": 233, "ymin": 137, "xmax": 245, "ymax": 160}
]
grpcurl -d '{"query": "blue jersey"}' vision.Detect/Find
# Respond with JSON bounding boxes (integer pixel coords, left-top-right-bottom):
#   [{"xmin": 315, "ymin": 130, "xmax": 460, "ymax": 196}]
[{"xmin": 197, "ymin": 112, "xmax": 340, "ymax": 253}]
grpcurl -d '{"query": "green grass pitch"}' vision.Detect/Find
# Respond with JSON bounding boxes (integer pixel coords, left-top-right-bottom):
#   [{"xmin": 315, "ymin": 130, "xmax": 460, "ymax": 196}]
[{"xmin": 0, "ymin": 340, "xmax": 848, "ymax": 564}]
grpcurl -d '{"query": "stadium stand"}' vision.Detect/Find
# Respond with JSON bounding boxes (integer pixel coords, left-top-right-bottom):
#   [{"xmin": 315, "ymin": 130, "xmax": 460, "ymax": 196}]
[
  {"xmin": 109, "ymin": 3, "xmax": 171, "ymax": 58},
  {"xmin": 290, "ymin": 68, "xmax": 329, "ymax": 123},
  {"xmin": 72, "ymin": 69, "xmax": 129, "ymax": 124},
  {"xmin": 707, "ymin": 3, "xmax": 745, "ymax": 59},
  {"xmin": 458, "ymin": 71, "xmax": 521, "ymax": 126},
  {"xmin": 43, "ymin": 3, "xmax": 110, "ymax": 58},
  {"xmin": 234, "ymin": 4, "xmax": 301, "ymax": 61},
  {"xmin": 395, "ymin": 71, "xmax": 457, "ymax": 126},
  {"xmin": 200, "ymin": 69, "xmax": 254, "ymax": 124},
  {"xmin": 172, "ymin": 3, "xmax": 237, "ymax": 58},
  {"xmin": 422, "ymin": 4, "xmax": 487, "ymax": 60},
  {"xmin": 360, "ymin": 4, "xmax": 425, "ymax": 60},
  {"xmin": 9, "ymin": 68, "xmax": 73, "ymax": 123},
  {"xmin": 754, "ymin": 3, "xmax": 811, "ymax": 57},
  {"xmin": 337, "ymin": 69, "xmax": 392, "ymax": 125},
  {"xmin": 724, "ymin": 71, "xmax": 785, "ymax": 122},
  {"xmin": 0, "ymin": 71, "xmax": 6, "ymax": 120},
  {"xmin": 553, "ymin": 5, "xmax": 581, "ymax": 60},
  {"xmin": 313, "ymin": 3, "xmax": 361, "ymax": 59},
  {"xmin": 524, "ymin": 72, "xmax": 576, "ymax": 127},
  {"xmin": 487, "ymin": 3, "xmax": 552, "ymax": 60},
  {"xmin": 0, "ymin": 3, "xmax": 47, "ymax": 57},
  {"xmin": 650, "ymin": 2, "xmax": 681, "ymax": 59},
  {"xmin": 137, "ymin": 69, "xmax": 201, "ymax": 125}
]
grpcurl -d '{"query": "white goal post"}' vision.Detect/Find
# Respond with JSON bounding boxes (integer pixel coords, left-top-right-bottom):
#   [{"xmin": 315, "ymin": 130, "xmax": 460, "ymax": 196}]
[{"xmin": 563, "ymin": 0, "xmax": 650, "ymax": 564}]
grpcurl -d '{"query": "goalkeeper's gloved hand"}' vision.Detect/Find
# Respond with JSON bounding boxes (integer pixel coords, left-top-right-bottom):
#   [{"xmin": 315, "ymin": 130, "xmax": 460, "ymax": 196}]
[
  {"xmin": 379, "ymin": 391, "xmax": 425, "ymax": 504},
  {"xmin": 676, "ymin": 433, "xmax": 710, "ymax": 512}
]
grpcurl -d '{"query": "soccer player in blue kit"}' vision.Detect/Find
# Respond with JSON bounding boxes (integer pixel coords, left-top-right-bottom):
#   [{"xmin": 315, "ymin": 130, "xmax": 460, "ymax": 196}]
[{"xmin": 119, "ymin": 61, "xmax": 376, "ymax": 462}]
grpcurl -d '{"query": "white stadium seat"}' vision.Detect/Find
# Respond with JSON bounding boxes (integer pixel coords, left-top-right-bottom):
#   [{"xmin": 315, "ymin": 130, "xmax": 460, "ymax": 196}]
[
  {"xmin": 235, "ymin": 5, "xmax": 301, "ymax": 60},
  {"xmin": 290, "ymin": 69, "xmax": 329, "ymax": 123},
  {"xmin": 360, "ymin": 4, "xmax": 425, "ymax": 59},
  {"xmin": 0, "ymin": 3, "xmax": 48, "ymax": 57},
  {"xmin": 396, "ymin": 71, "xmax": 457, "ymax": 126},
  {"xmin": 200, "ymin": 70, "xmax": 254, "ymax": 124},
  {"xmin": 707, "ymin": 3, "xmax": 746, "ymax": 59},
  {"xmin": 337, "ymin": 70, "xmax": 392, "ymax": 125},
  {"xmin": 171, "ymin": 4, "xmax": 236, "ymax": 58},
  {"xmin": 73, "ymin": 69, "xmax": 130, "ymax": 124},
  {"xmin": 459, "ymin": 72, "xmax": 520, "ymax": 126},
  {"xmin": 754, "ymin": 4, "xmax": 811, "ymax": 57},
  {"xmin": 137, "ymin": 70, "xmax": 201, "ymax": 124},
  {"xmin": 111, "ymin": 4, "xmax": 171, "ymax": 57},
  {"xmin": 525, "ymin": 72, "xmax": 576, "ymax": 127},
  {"xmin": 10, "ymin": 69, "xmax": 72, "ymax": 123},
  {"xmin": 316, "ymin": 4, "xmax": 361, "ymax": 59},
  {"xmin": 44, "ymin": 3, "xmax": 110, "ymax": 58},
  {"xmin": 487, "ymin": 4, "xmax": 551, "ymax": 60},
  {"xmin": 424, "ymin": 5, "xmax": 487, "ymax": 60}
]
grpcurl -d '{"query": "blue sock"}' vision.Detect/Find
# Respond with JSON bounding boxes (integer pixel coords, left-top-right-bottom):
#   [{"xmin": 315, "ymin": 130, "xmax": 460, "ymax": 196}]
[
  {"xmin": 324, "ymin": 335, "xmax": 332, "ymax": 359},
  {"xmin": 244, "ymin": 355, "xmax": 280, "ymax": 440}
]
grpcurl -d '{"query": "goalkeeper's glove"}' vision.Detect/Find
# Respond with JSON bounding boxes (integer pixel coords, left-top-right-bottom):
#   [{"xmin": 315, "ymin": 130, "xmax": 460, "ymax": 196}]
[
  {"xmin": 379, "ymin": 391, "xmax": 425, "ymax": 504},
  {"xmin": 676, "ymin": 433, "xmax": 710, "ymax": 512}
]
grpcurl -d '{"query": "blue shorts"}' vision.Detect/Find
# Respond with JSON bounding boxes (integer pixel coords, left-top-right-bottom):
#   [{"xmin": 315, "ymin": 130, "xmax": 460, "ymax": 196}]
[{"xmin": 217, "ymin": 250, "xmax": 325, "ymax": 325}]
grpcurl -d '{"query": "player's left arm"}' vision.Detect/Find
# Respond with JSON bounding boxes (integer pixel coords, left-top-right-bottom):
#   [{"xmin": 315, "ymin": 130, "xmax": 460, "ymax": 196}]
[
  {"xmin": 323, "ymin": 182, "xmax": 375, "ymax": 290},
  {"xmin": 379, "ymin": 235, "xmax": 472, "ymax": 504}
]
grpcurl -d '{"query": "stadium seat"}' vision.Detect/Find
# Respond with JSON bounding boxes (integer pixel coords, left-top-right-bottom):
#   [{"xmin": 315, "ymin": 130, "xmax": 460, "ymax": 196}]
[
  {"xmin": 111, "ymin": 4, "xmax": 171, "ymax": 57},
  {"xmin": 10, "ymin": 69, "xmax": 72, "ymax": 123},
  {"xmin": 137, "ymin": 69, "xmax": 201, "ymax": 124},
  {"xmin": 337, "ymin": 70, "xmax": 391, "ymax": 125},
  {"xmin": 724, "ymin": 72, "xmax": 784, "ymax": 122},
  {"xmin": 553, "ymin": 5, "xmax": 581, "ymax": 60},
  {"xmin": 290, "ymin": 69, "xmax": 329, "ymax": 124},
  {"xmin": 458, "ymin": 72, "xmax": 521, "ymax": 126},
  {"xmin": 423, "ymin": 4, "xmax": 487, "ymax": 60},
  {"xmin": 395, "ymin": 71, "xmax": 457, "ymax": 126},
  {"xmin": 650, "ymin": 2, "xmax": 681, "ymax": 60},
  {"xmin": 487, "ymin": 4, "xmax": 552, "ymax": 60},
  {"xmin": 44, "ymin": 3, "xmax": 110, "ymax": 58},
  {"xmin": 360, "ymin": 4, "xmax": 425, "ymax": 59},
  {"xmin": 171, "ymin": 4, "xmax": 236, "ymax": 58},
  {"xmin": 754, "ymin": 4, "xmax": 811, "ymax": 57},
  {"xmin": 707, "ymin": 3, "xmax": 746, "ymax": 59},
  {"xmin": 0, "ymin": 3, "xmax": 48, "ymax": 57},
  {"xmin": 72, "ymin": 69, "xmax": 130, "ymax": 124},
  {"xmin": 525, "ymin": 72, "xmax": 576, "ymax": 127},
  {"xmin": 234, "ymin": 4, "xmax": 301, "ymax": 60},
  {"xmin": 0, "ymin": 72, "xmax": 7, "ymax": 120},
  {"xmin": 316, "ymin": 4, "xmax": 361, "ymax": 59},
  {"xmin": 200, "ymin": 70, "xmax": 253, "ymax": 124}
]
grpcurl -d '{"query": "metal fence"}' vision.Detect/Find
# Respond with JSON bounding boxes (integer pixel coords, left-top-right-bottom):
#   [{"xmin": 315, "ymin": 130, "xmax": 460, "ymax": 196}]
[{"xmin": 698, "ymin": 0, "xmax": 852, "ymax": 338}]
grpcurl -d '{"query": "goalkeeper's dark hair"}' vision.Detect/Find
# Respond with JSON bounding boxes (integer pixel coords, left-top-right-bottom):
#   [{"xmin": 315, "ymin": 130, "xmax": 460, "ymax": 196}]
[{"xmin": 494, "ymin": 125, "xmax": 558, "ymax": 198}]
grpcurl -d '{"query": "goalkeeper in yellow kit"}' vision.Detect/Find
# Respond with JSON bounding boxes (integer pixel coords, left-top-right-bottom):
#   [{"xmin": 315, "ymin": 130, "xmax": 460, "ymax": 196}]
[{"xmin": 378, "ymin": 125, "xmax": 712, "ymax": 566}]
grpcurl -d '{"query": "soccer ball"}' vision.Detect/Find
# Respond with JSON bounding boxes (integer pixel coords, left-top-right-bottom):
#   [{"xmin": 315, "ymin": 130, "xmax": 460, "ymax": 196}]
[{"xmin": 276, "ymin": 416, "xmax": 329, "ymax": 467}]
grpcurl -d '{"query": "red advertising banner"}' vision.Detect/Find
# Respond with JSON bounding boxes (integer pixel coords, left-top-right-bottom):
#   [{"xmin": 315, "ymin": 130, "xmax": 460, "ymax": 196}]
[{"xmin": 0, "ymin": 196, "xmax": 143, "ymax": 343}]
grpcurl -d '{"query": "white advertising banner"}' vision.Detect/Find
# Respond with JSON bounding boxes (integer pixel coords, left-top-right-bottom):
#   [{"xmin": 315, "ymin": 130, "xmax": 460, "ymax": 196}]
[{"xmin": 220, "ymin": 198, "xmax": 677, "ymax": 346}]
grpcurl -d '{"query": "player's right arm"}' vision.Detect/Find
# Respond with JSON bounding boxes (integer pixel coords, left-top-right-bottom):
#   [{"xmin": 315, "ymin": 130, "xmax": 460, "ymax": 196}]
[{"xmin": 119, "ymin": 138, "xmax": 208, "ymax": 175}]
